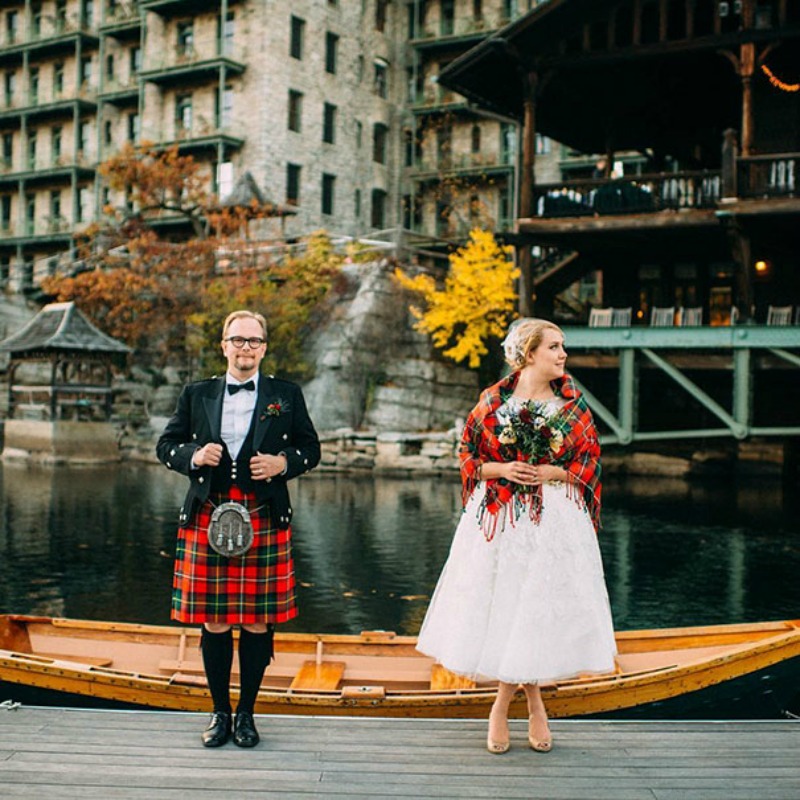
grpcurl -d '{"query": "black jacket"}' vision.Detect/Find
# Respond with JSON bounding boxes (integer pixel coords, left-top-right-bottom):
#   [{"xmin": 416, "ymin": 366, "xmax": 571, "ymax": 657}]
[{"xmin": 156, "ymin": 374, "xmax": 320, "ymax": 528}]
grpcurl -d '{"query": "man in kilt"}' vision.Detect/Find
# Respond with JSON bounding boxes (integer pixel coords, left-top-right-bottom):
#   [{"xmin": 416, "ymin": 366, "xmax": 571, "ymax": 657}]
[{"xmin": 157, "ymin": 310, "xmax": 320, "ymax": 748}]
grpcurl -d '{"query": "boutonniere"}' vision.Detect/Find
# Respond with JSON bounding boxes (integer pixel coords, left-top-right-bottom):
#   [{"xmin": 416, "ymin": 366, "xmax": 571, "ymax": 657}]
[{"xmin": 260, "ymin": 400, "xmax": 286, "ymax": 421}]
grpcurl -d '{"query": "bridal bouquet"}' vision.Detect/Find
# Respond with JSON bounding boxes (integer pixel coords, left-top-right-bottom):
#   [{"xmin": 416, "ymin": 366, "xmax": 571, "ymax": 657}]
[{"xmin": 497, "ymin": 401, "xmax": 566, "ymax": 462}]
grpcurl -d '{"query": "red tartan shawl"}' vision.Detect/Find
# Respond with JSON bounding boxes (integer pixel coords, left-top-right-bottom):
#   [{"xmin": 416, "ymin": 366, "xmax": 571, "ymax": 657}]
[{"xmin": 459, "ymin": 371, "xmax": 602, "ymax": 539}]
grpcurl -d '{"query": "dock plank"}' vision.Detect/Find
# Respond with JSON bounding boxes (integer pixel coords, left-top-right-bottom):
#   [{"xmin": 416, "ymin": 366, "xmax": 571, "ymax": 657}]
[{"xmin": 0, "ymin": 706, "xmax": 798, "ymax": 798}]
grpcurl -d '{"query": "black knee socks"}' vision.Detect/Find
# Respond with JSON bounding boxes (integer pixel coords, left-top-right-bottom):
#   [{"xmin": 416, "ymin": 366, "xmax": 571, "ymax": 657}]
[
  {"xmin": 200, "ymin": 627, "xmax": 233, "ymax": 714},
  {"xmin": 236, "ymin": 626, "xmax": 274, "ymax": 715}
]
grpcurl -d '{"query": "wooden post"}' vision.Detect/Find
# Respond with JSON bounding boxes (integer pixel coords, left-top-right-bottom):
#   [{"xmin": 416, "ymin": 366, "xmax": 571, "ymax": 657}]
[
  {"xmin": 516, "ymin": 71, "xmax": 538, "ymax": 317},
  {"xmin": 727, "ymin": 223, "xmax": 754, "ymax": 322},
  {"xmin": 740, "ymin": 43, "xmax": 755, "ymax": 156},
  {"xmin": 721, "ymin": 128, "xmax": 738, "ymax": 199}
]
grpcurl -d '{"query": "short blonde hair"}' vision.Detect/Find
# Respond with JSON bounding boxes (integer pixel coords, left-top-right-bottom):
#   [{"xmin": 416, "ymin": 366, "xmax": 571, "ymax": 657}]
[
  {"xmin": 221, "ymin": 310, "xmax": 268, "ymax": 341},
  {"xmin": 502, "ymin": 318, "xmax": 563, "ymax": 370}
]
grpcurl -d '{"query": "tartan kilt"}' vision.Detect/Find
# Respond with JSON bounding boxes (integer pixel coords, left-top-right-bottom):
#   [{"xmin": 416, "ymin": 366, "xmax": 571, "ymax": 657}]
[{"xmin": 171, "ymin": 486, "xmax": 298, "ymax": 625}]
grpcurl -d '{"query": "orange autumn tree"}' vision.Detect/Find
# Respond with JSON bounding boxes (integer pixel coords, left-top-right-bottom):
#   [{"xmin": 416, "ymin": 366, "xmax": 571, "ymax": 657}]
[
  {"xmin": 41, "ymin": 144, "xmax": 321, "ymax": 370},
  {"xmin": 394, "ymin": 228, "xmax": 518, "ymax": 368}
]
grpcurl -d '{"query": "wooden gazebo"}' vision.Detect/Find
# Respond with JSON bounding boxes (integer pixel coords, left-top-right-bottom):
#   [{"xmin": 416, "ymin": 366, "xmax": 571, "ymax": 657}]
[{"xmin": 0, "ymin": 301, "xmax": 130, "ymax": 423}]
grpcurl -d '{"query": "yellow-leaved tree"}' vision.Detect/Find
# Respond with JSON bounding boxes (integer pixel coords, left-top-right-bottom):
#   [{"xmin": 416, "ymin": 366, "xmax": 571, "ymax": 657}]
[{"xmin": 394, "ymin": 229, "xmax": 519, "ymax": 368}]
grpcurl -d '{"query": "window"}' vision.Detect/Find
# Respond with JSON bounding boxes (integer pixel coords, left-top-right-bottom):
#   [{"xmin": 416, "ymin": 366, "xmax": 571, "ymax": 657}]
[
  {"xmin": 441, "ymin": 0, "xmax": 455, "ymax": 35},
  {"xmin": 286, "ymin": 163, "xmax": 301, "ymax": 205},
  {"xmin": 355, "ymin": 120, "xmax": 363, "ymax": 148},
  {"xmin": 372, "ymin": 123, "xmax": 388, "ymax": 164},
  {"xmin": 77, "ymin": 186, "xmax": 90, "ymax": 223},
  {"xmin": 323, "ymin": 103, "xmax": 337, "ymax": 144},
  {"xmin": 27, "ymin": 131, "xmax": 36, "ymax": 169},
  {"xmin": 49, "ymin": 190, "xmax": 61, "ymax": 226},
  {"xmin": 404, "ymin": 129, "xmax": 414, "ymax": 167},
  {"xmin": 105, "ymin": 54, "xmax": 114, "ymax": 81},
  {"xmin": 500, "ymin": 122, "xmax": 516, "ymax": 164},
  {"xmin": 30, "ymin": 67, "xmax": 39, "ymax": 104},
  {"xmin": 535, "ymin": 133, "xmax": 550, "ymax": 155},
  {"xmin": 215, "ymin": 161, "xmax": 233, "ymax": 197},
  {"xmin": 32, "ymin": 4, "xmax": 43, "ymax": 37},
  {"xmin": 175, "ymin": 94, "xmax": 192, "ymax": 133},
  {"xmin": 290, "ymin": 16, "xmax": 305, "ymax": 59},
  {"xmin": 103, "ymin": 120, "xmax": 112, "ymax": 145},
  {"xmin": 215, "ymin": 85, "xmax": 233, "ymax": 128},
  {"xmin": 437, "ymin": 125, "xmax": 452, "ymax": 168},
  {"xmin": 325, "ymin": 32, "xmax": 339, "ymax": 74},
  {"xmin": 54, "ymin": 62, "xmax": 64, "ymax": 95},
  {"xmin": 2, "ymin": 131, "xmax": 12, "ymax": 166},
  {"xmin": 1, "ymin": 196, "xmax": 11, "ymax": 231},
  {"xmin": 52, "ymin": 126, "xmax": 62, "ymax": 161},
  {"xmin": 81, "ymin": 0, "xmax": 94, "ymax": 26},
  {"xmin": 79, "ymin": 121, "xmax": 90, "ymax": 155},
  {"xmin": 177, "ymin": 21, "xmax": 194, "ymax": 56},
  {"xmin": 4, "ymin": 72, "xmax": 15, "ymax": 106},
  {"xmin": 25, "ymin": 193, "xmax": 35, "ymax": 234},
  {"xmin": 371, "ymin": 189, "xmax": 386, "ymax": 228},
  {"xmin": 6, "ymin": 11, "xmax": 19, "ymax": 44},
  {"xmin": 473, "ymin": 0, "xmax": 484, "ymax": 20},
  {"xmin": 80, "ymin": 56, "xmax": 92, "ymax": 87},
  {"xmin": 288, "ymin": 90, "xmax": 303, "ymax": 132},
  {"xmin": 321, "ymin": 173, "xmax": 335, "ymax": 215},
  {"xmin": 55, "ymin": 0, "xmax": 67, "ymax": 31},
  {"xmin": 374, "ymin": 59, "xmax": 388, "ymax": 98},
  {"xmin": 357, "ymin": 55, "xmax": 365, "ymax": 83},
  {"xmin": 471, "ymin": 124, "xmax": 481, "ymax": 154},
  {"xmin": 354, "ymin": 188, "xmax": 361, "ymax": 218},
  {"xmin": 130, "ymin": 47, "xmax": 141, "ymax": 75},
  {"xmin": 217, "ymin": 11, "xmax": 234, "ymax": 56},
  {"xmin": 127, "ymin": 111, "xmax": 139, "ymax": 143},
  {"xmin": 502, "ymin": 0, "xmax": 518, "ymax": 23},
  {"xmin": 375, "ymin": 0, "xmax": 389, "ymax": 32}
]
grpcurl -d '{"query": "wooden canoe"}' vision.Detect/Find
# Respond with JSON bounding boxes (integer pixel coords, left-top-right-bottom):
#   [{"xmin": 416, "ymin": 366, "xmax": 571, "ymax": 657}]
[{"xmin": 1, "ymin": 615, "xmax": 799, "ymax": 719}]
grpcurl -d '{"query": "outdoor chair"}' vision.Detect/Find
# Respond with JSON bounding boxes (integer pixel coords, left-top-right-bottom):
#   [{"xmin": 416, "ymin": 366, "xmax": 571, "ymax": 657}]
[
  {"xmin": 588, "ymin": 308, "xmax": 613, "ymax": 327},
  {"xmin": 766, "ymin": 305, "xmax": 793, "ymax": 326},
  {"xmin": 650, "ymin": 306, "xmax": 675, "ymax": 327},
  {"xmin": 677, "ymin": 307, "xmax": 703, "ymax": 326},
  {"xmin": 611, "ymin": 307, "xmax": 632, "ymax": 327}
]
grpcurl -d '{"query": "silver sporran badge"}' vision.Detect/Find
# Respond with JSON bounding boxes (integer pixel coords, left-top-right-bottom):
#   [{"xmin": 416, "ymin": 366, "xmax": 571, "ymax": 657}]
[{"xmin": 208, "ymin": 502, "xmax": 254, "ymax": 557}]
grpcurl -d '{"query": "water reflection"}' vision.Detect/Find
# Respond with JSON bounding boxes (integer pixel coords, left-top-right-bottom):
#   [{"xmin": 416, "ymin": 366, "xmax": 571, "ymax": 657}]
[{"xmin": 0, "ymin": 463, "xmax": 798, "ymax": 634}]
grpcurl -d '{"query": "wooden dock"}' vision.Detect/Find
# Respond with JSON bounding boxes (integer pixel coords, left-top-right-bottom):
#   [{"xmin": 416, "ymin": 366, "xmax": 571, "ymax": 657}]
[{"xmin": 1, "ymin": 705, "xmax": 799, "ymax": 798}]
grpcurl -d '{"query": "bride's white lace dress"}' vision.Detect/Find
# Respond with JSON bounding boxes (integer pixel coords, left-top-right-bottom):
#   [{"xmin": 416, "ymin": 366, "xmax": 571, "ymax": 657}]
[{"xmin": 417, "ymin": 397, "xmax": 617, "ymax": 684}]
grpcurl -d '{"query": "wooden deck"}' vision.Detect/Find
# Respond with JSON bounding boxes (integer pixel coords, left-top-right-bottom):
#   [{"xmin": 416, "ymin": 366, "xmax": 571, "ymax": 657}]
[{"xmin": 1, "ymin": 705, "xmax": 798, "ymax": 798}]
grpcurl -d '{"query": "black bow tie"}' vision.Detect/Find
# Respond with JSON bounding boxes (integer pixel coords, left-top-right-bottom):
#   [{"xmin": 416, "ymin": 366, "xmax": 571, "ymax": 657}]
[{"xmin": 227, "ymin": 380, "xmax": 255, "ymax": 395}]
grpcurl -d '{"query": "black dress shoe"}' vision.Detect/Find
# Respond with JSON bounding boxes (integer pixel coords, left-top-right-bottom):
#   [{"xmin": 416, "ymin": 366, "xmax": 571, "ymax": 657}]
[
  {"xmin": 202, "ymin": 711, "xmax": 232, "ymax": 747},
  {"xmin": 233, "ymin": 711, "xmax": 260, "ymax": 748}
]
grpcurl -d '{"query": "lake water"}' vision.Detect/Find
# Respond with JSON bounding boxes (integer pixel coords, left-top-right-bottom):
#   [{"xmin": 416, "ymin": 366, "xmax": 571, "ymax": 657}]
[{"xmin": 1, "ymin": 463, "xmax": 799, "ymax": 635}]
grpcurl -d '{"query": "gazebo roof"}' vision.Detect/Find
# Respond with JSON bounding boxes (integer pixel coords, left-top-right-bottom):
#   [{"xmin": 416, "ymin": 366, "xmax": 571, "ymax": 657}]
[
  {"xmin": 218, "ymin": 171, "xmax": 297, "ymax": 217},
  {"xmin": 0, "ymin": 302, "xmax": 131, "ymax": 357}
]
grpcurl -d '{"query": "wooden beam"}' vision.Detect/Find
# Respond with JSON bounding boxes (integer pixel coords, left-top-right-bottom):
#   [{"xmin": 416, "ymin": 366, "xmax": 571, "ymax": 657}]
[{"xmin": 740, "ymin": 42, "xmax": 755, "ymax": 156}]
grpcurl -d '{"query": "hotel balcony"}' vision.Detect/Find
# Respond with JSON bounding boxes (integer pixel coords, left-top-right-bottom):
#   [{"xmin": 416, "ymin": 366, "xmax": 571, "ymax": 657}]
[
  {"xmin": 140, "ymin": 54, "xmax": 245, "ymax": 89},
  {"xmin": 408, "ymin": 11, "xmax": 523, "ymax": 53},
  {"xmin": 409, "ymin": 88, "xmax": 469, "ymax": 117},
  {"xmin": 98, "ymin": 80, "xmax": 140, "ymax": 108},
  {"xmin": 99, "ymin": 7, "xmax": 143, "ymax": 43},
  {"xmin": 141, "ymin": 0, "xmax": 244, "ymax": 19},
  {"xmin": 0, "ymin": 93, "xmax": 98, "ymax": 125},
  {"xmin": 0, "ymin": 27, "xmax": 100, "ymax": 68},
  {"xmin": 409, "ymin": 150, "xmax": 515, "ymax": 183},
  {"xmin": 0, "ymin": 158, "xmax": 96, "ymax": 188},
  {"xmin": 155, "ymin": 128, "xmax": 244, "ymax": 158},
  {"xmin": 0, "ymin": 216, "xmax": 75, "ymax": 247}
]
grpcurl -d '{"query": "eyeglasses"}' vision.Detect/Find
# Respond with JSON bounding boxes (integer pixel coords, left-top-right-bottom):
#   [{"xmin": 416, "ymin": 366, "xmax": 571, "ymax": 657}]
[{"xmin": 225, "ymin": 336, "xmax": 266, "ymax": 349}]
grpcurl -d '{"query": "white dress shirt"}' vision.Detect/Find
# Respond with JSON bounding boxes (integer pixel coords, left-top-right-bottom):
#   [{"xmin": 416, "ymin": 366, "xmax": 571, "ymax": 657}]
[{"xmin": 221, "ymin": 373, "xmax": 258, "ymax": 460}]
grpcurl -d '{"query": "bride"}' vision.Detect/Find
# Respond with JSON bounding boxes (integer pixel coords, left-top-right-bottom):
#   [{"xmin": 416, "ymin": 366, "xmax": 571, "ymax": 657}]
[{"xmin": 417, "ymin": 318, "xmax": 617, "ymax": 754}]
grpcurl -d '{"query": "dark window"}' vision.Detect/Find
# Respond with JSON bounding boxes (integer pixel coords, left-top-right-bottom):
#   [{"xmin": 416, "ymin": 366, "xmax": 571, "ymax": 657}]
[
  {"xmin": 502, "ymin": 0, "xmax": 518, "ymax": 23},
  {"xmin": 4, "ymin": 72, "xmax": 15, "ymax": 106},
  {"xmin": 355, "ymin": 120, "xmax": 363, "ymax": 148},
  {"xmin": 30, "ymin": 67, "xmax": 39, "ymax": 104},
  {"xmin": 217, "ymin": 10, "xmax": 234, "ymax": 55},
  {"xmin": 286, "ymin": 163, "xmax": 301, "ymax": 204},
  {"xmin": 441, "ymin": 0, "xmax": 455, "ymax": 35},
  {"xmin": 27, "ymin": 131, "xmax": 36, "ymax": 168},
  {"xmin": 54, "ymin": 62, "xmax": 64, "ymax": 94},
  {"xmin": 290, "ymin": 16, "xmax": 305, "ymax": 59},
  {"xmin": 103, "ymin": 120, "xmax": 112, "ymax": 145},
  {"xmin": 127, "ymin": 112, "xmax": 139, "ymax": 143},
  {"xmin": 55, "ymin": 0, "xmax": 67, "ymax": 30},
  {"xmin": 374, "ymin": 60, "xmax": 388, "ymax": 97},
  {"xmin": 81, "ymin": 0, "xmax": 94, "ymax": 26},
  {"xmin": 80, "ymin": 56, "xmax": 92, "ymax": 86},
  {"xmin": 32, "ymin": 4, "xmax": 43, "ymax": 37},
  {"xmin": 0, "ymin": 195, "xmax": 11, "ymax": 231},
  {"xmin": 177, "ymin": 21, "xmax": 194, "ymax": 56},
  {"xmin": 105, "ymin": 54, "xmax": 114, "ymax": 81},
  {"xmin": 175, "ymin": 94, "xmax": 192, "ymax": 132},
  {"xmin": 130, "ymin": 47, "xmax": 141, "ymax": 74},
  {"xmin": 2, "ymin": 131, "xmax": 12, "ymax": 165},
  {"xmin": 373, "ymin": 123, "xmax": 388, "ymax": 164},
  {"xmin": 288, "ymin": 90, "xmax": 303, "ymax": 132},
  {"xmin": 322, "ymin": 173, "xmax": 335, "ymax": 215},
  {"xmin": 25, "ymin": 193, "xmax": 35, "ymax": 234},
  {"xmin": 52, "ymin": 126, "xmax": 63, "ymax": 160},
  {"xmin": 404, "ymin": 129, "xmax": 414, "ymax": 167},
  {"xmin": 473, "ymin": 0, "xmax": 483, "ymax": 21},
  {"xmin": 325, "ymin": 32, "xmax": 339, "ymax": 74},
  {"xmin": 6, "ymin": 11, "xmax": 19, "ymax": 43},
  {"xmin": 323, "ymin": 103, "xmax": 337, "ymax": 144},
  {"xmin": 471, "ymin": 124, "xmax": 481, "ymax": 154},
  {"xmin": 371, "ymin": 189, "xmax": 386, "ymax": 228},
  {"xmin": 50, "ymin": 190, "xmax": 61, "ymax": 224},
  {"xmin": 375, "ymin": 0, "xmax": 389, "ymax": 32},
  {"xmin": 354, "ymin": 188, "xmax": 361, "ymax": 218}
]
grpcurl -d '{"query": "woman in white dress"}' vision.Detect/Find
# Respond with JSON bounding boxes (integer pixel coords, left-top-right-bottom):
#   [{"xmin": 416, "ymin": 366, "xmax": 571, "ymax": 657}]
[{"xmin": 417, "ymin": 318, "xmax": 616, "ymax": 754}]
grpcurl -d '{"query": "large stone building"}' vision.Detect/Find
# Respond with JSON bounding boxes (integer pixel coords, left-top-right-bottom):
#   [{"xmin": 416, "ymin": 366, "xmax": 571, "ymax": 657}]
[{"xmin": 0, "ymin": 0, "xmax": 561, "ymax": 293}]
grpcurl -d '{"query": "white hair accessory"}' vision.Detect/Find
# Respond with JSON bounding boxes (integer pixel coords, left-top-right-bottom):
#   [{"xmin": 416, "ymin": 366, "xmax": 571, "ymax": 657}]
[{"xmin": 501, "ymin": 318, "xmax": 534, "ymax": 366}]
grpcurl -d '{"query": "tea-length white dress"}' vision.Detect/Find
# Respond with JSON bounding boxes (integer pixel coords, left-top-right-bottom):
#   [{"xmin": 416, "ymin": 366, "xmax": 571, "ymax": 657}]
[{"xmin": 417, "ymin": 397, "xmax": 617, "ymax": 684}]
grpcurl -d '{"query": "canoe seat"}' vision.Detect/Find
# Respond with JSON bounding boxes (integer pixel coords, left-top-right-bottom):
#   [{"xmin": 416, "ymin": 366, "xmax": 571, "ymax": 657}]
[
  {"xmin": 430, "ymin": 664, "xmax": 476, "ymax": 691},
  {"xmin": 39, "ymin": 652, "xmax": 113, "ymax": 668},
  {"xmin": 290, "ymin": 660, "xmax": 346, "ymax": 691}
]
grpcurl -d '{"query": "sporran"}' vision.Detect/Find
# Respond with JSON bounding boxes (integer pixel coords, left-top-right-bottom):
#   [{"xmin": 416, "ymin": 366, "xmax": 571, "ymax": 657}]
[{"xmin": 208, "ymin": 501, "xmax": 255, "ymax": 557}]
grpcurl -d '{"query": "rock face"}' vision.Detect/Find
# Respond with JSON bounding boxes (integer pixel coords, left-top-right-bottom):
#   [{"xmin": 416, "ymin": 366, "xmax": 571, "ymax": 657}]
[{"xmin": 302, "ymin": 260, "xmax": 479, "ymax": 432}]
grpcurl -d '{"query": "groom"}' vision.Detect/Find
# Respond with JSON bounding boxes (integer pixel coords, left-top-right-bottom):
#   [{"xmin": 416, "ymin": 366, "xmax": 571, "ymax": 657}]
[{"xmin": 157, "ymin": 309, "xmax": 320, "ymax": 747}]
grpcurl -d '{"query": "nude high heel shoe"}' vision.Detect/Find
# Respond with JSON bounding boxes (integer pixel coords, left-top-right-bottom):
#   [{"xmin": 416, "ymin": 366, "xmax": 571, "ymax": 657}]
[{"xmin": 528, "ymin": 714, "xmax": 552, "ymax": 753}]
